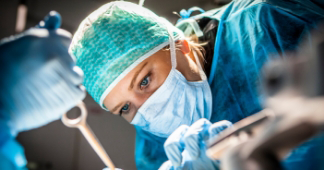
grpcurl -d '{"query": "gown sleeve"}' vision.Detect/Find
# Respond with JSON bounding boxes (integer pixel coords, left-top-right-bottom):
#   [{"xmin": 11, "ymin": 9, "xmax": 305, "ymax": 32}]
[
  {"xmin": 134, "ymin": 126, "xmax": 168, "ymax": 169},
  {"xmin": 210, "ymin": 2, "xmax": 324, "ymax": 123},
  {"xmin": 0, "ymin": 138, "xmax": 27, "ymax": 170}
]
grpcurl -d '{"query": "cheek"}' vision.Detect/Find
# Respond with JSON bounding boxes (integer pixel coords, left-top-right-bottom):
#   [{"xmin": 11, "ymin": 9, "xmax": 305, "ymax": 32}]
[{"xmin": 123, "ymin": 113, "xmax": 135, "ymax": 123}]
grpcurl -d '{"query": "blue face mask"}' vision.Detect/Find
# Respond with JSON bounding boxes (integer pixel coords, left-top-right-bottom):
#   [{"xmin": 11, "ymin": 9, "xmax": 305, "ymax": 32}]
[{"xmin": 130, "ymin": 26, "xmax": 212, "ymax": 138}]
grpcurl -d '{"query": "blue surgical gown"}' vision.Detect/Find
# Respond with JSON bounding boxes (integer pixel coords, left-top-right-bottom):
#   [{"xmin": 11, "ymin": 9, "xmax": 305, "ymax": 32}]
[
  {"xmin": 0, "ymin": 119, "xmax": 27, "ymax": 170},
  {"xmin": 135, "ymin": 0, "xmax": 324, "ymax": 169}
]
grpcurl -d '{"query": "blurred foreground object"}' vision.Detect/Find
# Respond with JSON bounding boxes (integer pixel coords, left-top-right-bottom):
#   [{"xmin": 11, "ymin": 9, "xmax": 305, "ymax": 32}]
[
  {"xmin": 15, "ymin": 0, "xmax": 27, "ymax": 33},
  {"xmin": 206, "ymin": 25, "xmax": 324, "ymax": 170},
  {"xmin": 0, "ymin": 11, "xmax": 85, "ymax": 134},
  {"xmin": 0, "ymin": 11, "xmax": 85, "ymax": 170}
]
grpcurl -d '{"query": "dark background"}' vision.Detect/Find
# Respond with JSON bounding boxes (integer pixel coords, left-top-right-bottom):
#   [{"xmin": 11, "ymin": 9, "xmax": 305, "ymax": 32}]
[{"xmin": 0, "ymin": 0, "xmax": 229, "ymax": 169}]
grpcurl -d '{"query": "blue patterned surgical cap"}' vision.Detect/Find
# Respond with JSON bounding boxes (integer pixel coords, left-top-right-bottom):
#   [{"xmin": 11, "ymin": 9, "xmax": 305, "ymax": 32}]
[{"xmin": 70, "ymin": 1, "xmax": 184, "ymax": 109}]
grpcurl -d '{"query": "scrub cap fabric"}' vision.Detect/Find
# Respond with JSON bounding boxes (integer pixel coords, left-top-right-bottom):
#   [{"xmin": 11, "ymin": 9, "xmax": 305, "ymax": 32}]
[{"xmin": 70, "ymin": 1, "xmax": 184, "ymax": 109}]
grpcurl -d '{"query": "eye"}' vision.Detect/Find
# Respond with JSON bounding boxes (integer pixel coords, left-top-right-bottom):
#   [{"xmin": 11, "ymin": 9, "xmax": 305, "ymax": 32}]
[
  {"xmin": 140, "ymin": 75, "xmax": 150, "ymax": 89},
  {"xmin": 119, "ymin": 103, "xmax": 130, "ymax": 116}
]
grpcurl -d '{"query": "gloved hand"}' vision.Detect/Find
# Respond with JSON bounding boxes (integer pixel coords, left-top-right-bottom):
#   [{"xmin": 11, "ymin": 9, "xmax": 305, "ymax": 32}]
[
  {"xmin": 159, "ymin": 118, "xmax": 232, "ymax": 170},
  {"xmin": 0, "ymin": 11, "xmax": 85, "ymax": 135}
]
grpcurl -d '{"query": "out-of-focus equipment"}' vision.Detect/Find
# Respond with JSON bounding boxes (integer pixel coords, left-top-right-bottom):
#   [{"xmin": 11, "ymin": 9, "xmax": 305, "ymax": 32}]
[
  {"xmin": 62, "ymin": 102, "xmax": 116, "ymax": 170},
  {"xmin": 0, "ymin": 11, "xmax": 85, "ymax": 170},
  {"xmin": 138, "ymin": 0, "xmax": 145, "ymax": 6},
  {"xmin": 16, "ymin": 0, "xmax": 28, "ymax": 32},
  {"xmin": 206, "ymin": 25, "xmax": 324, "ymax": 170},
  {"xmin": 0, "ymin": 11, "xmax": 85, "ymax": 135},
  {"xmin": 206, "ymin": 110, "xmax": 275, "ymax": 160}
]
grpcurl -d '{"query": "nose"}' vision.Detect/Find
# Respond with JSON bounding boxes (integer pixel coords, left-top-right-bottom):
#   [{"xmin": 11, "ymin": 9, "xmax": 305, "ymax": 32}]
[{"xmin": 130, "ymin": 92, "xmax": 152, "ymax": 111}]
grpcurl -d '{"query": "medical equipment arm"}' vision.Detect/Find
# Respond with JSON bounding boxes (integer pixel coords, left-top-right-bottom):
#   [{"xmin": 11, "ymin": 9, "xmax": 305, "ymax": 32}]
[{"xmin": 0, "ymin": 11, "xmax": 85, "ymax": 134}]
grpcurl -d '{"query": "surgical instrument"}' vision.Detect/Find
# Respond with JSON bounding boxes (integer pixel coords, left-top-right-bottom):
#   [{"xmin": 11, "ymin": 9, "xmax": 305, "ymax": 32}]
[{"xmin": 62, "ymin": 102, "xmax": 116, "ymax": 170}]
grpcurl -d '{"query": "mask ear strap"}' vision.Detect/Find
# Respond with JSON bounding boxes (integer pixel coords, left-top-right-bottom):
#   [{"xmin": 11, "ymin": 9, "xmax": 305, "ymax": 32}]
[{"xmin": 166, "ymin": 27, "xmax": 177, "ymax": 69}]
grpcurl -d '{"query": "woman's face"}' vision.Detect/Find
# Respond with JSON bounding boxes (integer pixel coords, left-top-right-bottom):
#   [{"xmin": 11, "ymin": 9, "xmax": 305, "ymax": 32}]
[{"xmin": 104, "ymin": 40, "xmax": 202, "ymax": 122}]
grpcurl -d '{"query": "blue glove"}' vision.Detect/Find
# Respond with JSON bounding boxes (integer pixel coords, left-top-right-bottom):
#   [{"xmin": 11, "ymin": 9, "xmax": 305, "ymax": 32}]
[
  {"xmin": 0, "ymin": 11, "xmax": 85, "ymax": 135},
  {"xmin": 160, "ymin": 119, "xmax": 232, "ymax": 170},
  {"xmin": 36, "ymin": 11, "xmax": 62, "ymax": 30}
]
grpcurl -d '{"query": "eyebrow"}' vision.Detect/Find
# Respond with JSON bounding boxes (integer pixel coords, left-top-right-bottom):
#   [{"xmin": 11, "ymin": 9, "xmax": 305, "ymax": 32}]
[
  {"xmin": 129, "ymin": 61, "xmax": 148, "ymax": 90},
  {"xmin": 110, "ymin": 61, "xmax": 148, "ymax": 114}
]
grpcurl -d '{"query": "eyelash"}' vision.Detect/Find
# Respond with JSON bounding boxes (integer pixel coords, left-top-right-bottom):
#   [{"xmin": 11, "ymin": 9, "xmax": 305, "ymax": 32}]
[
  {"xmin": 139, "ymin": 74, "xmax": 151, "ymax": 90},
  {"xmin": 119, "ymin": 102, "xmax": 130, "ymax": 116}
]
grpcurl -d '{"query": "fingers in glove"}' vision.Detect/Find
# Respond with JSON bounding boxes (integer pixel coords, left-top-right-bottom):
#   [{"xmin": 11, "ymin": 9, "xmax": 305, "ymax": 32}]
[
  {"xmin": 164, "ymin": 125, "xmax": 189, "ymax": 167},
  {"xmin": 183, "ymin": 118, "xmax": 212, "ymax": 160},
  {"xmin": 208, "ymin": 120, "xmax": 232, "ymax": 138}
]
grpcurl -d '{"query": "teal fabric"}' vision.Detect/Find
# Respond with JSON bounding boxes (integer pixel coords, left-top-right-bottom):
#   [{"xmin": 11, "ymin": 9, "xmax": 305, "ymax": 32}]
[
  {"xmin": 70, "ymin": 1, "xmax": 183, "ymax": 107},
  {"xmin": 0, "ymin": 137, "xmax": 27, "ymax": 170},
  {"xmin": 0, "ymin": 119, "xmax": 27, "ymax": 170},
  {"xmin": 208, "ymin": 0, "xmax": 324, "ymax": 123},
  {"xmin": 134, "ymin": 0, "xmax": 324, "ymax": 169},
  {"xmin": 209, "ymin": 1, "xmax": 324, "ymax": 169}
]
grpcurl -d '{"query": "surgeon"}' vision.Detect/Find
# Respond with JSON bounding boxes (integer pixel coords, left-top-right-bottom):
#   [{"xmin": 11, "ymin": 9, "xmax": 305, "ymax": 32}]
[
  {"xmin": 0, "ymin": 12, "xmax": 85, "ymax": 169},
  {"xmin": 70, "ymin": 0, "xmax": 324, "ymax": 169}
]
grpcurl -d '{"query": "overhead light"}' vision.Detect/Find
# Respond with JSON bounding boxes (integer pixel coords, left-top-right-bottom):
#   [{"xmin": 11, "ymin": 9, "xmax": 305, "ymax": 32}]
[{"xmin": 15, "ymin": 1, "xmax": 28, "ymax": 33}]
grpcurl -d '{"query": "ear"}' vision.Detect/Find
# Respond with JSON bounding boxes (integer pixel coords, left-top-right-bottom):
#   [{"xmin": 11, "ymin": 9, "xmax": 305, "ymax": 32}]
[{"xmin": 179, "ymin": 39, "xmax": 191, "ymax": 55}]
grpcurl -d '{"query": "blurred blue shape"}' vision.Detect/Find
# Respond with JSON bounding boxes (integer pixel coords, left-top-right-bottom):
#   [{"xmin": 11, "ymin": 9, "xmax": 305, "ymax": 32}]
[{"xmin": 0, "ymin": 12, "xmax": 85, "ymax": 169}]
